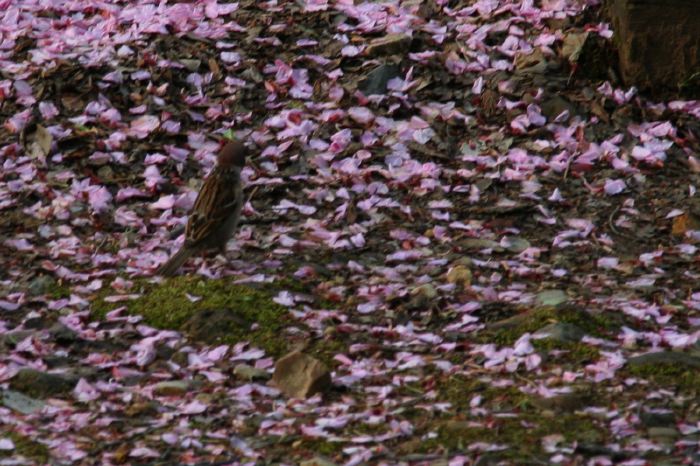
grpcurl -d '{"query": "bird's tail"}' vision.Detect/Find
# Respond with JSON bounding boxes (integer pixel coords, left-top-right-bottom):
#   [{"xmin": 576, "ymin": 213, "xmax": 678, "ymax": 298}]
[{"xmin": 156, "ymin": 247, "xmax": 194, "ymax": 277}]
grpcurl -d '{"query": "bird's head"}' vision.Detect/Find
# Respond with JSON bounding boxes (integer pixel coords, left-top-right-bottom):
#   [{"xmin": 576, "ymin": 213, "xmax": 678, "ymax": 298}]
[{"xmin": 217, "ymin": 140, "xmax": 248, "ymax": 169}]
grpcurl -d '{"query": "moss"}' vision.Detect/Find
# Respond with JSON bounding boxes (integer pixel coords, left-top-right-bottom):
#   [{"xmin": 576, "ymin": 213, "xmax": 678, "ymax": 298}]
[
  {"xmin": 532, "ymin": 340, "xmax": 600, "ymax": 364},
  {"xmin": 627, "ymin": 363, "xmax": 700, "ymax": 393},
  {"xmin": 46, "ymin": 280, "xmax": 72, "ymax": 299},
  {"xmin": 1, "ymin": 432, "xmax": 49, "ymax": 463},
  {"xmin": 433, "ymin": 413, "xmax": 602, "ymax": 459},
  {"xmin": 440, "ymin": 375, "xmax": 531, "ymax": 412},
  {"xmin": 296, "ymin": 438, "xmax": 343, "ymax": 457},
  {"xmin": 92, "ymin": 276, "xmax": 293, "ymax": 357},
  {"xmin": 482, "ymin": 305, "xmax": 616, "ymax": 346},
  {"xmin": 306, "ymin": 336, "xmax": 348, "ymax": 367},
  {"xmin": 426, "ymin": 375, "xmax": 605, "ymax": 459}
]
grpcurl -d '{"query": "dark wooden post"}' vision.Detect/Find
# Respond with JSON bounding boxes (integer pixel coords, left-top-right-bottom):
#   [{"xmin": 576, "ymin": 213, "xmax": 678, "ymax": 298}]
[{"xmin": 608, "ymin": 0, "xmax": 700, "ymax": 96}]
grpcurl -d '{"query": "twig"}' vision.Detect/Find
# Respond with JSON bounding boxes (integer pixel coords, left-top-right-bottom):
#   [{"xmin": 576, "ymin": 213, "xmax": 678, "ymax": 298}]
[
  {"xmin": 245, "ymin": 185, "xmax": 259, "ymax": 205},
  {"xmin": 607, "ymin": 204, "xmax": 620, "ymax": 236}
]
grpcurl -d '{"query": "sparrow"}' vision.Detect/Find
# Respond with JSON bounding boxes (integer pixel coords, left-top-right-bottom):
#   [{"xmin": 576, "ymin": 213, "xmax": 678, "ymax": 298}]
[{"xmin": 156, "ymin": 141, "xmax": 248, "ymax": 276}]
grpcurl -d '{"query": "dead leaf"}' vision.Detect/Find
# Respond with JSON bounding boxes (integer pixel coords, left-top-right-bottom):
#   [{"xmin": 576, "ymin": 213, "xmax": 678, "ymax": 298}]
[
  {"xmin": 60, "ymin": 94, "xmax": 84, "ymax": 113},
  {"xmin": 23, "ymin": 124, "xmax": 52, "ymax": 158},
  {"xmin": 561, "ymin": 32, "xmax": 589, "ymax": 63},
  {"xmin": 514, "ymin": 48, "xmax": 547, "ymax": 71},
  {"xmin": 672, "ymin": 214, "xmax": 688, "ymax": 236},
  {"xmin": 672, "ymin": 213, "xmax": 700, "ymax": 236}
]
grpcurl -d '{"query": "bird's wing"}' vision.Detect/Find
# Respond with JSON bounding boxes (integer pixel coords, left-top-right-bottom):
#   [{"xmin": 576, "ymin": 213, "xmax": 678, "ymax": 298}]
[{"xmin": 185, "ymin": 169, "xmax": 241, "ymax": 247}]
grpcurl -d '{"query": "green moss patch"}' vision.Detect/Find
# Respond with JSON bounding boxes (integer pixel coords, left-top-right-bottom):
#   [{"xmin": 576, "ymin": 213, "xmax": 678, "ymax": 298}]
[
  {"xmin": 431, "ymin": 375, "xmax": 605, "ymax": 459},
  {"xmin": 481, "ymin": 305, "xmax": 617, "ymax": 346},
  {"xmin": 294, "ymin": 438, "xmax": 344, "ymax": 457},
  {"xmin": 626, "ymin": 362, "xmax": 700, "ymax": 393},
  {"xmin": 532, "ymin": 340, "xmax": 600, "ymax": 365},
  {"xmin": 92, "ymin": 277, "xmax": 293, "ymax": 357},
  {"xmin": 1, "ymin": 432, "xmax": 49, "ymax": 463},
  {"xmin": 433, "ymin": 412, "xmax": 602, "ymax": 460},
  {"xmin": 419, "ymin": 376, "xmax": 607, "ymax": 462},
  {"xmin": 44, "ymin": 280, "xmax": 72, "ymax": 299},
  {"xmin": 440, "ymin": 375, "xmax": 531, "ymax": 412}
]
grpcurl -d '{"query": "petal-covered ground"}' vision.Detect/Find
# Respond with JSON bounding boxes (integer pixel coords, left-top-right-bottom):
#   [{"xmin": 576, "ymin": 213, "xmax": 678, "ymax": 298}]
[{"xmin": 2, "ymin": 0, "xmax": 700, "ymax": 464}]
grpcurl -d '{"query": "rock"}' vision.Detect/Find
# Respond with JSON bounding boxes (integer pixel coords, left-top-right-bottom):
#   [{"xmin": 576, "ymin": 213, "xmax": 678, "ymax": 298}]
[
  {"xmin": 609, "ymin": 0, "xmax": 700, "ymax": 96},
  {"xmin": 532, "ymin": 390, "xmax": 592, "ymax": 412},
  {"xmin": 233, "ymin": 363, "xmax": 271, "ymax": 381},
  {"xmin": 43, "ymin": 355, "xmax": 74, "ymax": 369},
  {"xmin": 358, "ymin": 63, "xmax": 401, "ymax": 95},
  {"xmin": 445, "ymin": 265, "xmax": 471, "ymax": 287},
  {"xmin": 627, "ymin": 351, "xmax": 700, "ymax": 369},
  {"xmin": 272, "ymin": 351, "xmax": 331, "ymax": 399},
  {"xmin": 155, "ymin": 343, "xmax": 176, "ymax": 361},
  {"xmin": 406, "ymin": 283, "xmax": 438, "ymax": 310},
  {"xmin": 47, "ymin": 323, "xmax": 79, "ymax": 345},
  {"xmin": 182, "ymin": 308, "xmax": 246, "ymax": 344},
  {"xmin": 486, "ymin": 312, "xmax": 532, "ymax": 331},
  {"xmin": 152, "ymin": 380, "xmax": 191, "ymax": 397},
  {"xmin": 0, "ymin": 330, "xmax": 33, "ymax": 348},
  {"xmin": 540, "ymin": 95, "xmax": 578, "ymax": 121},
  {"xmin": 179, "ymin": 59, "xmax": 201, "ymax": 72},
  {"xmin": 502, "ymin": 236, "xmax": 530, "ymax": 253},
  {"xmin": 574, "ymin": 443, "xmax": 628, "ymax": 461},
  {"xmin": 415, "ymin": 0, "xmax": 440, "ymax": 19},
  {"xmin": 535, "ymin": 289, "xmax": 569, "ymax": 307},
  {"xmin": 411, "ymin": 283, "xmax": 437, "ymax": 300},
  {"xmin": 27, "ymin": 275, "xmax": 56, "ymax": 296},
  {"xmin": 459, "ymin": 238, "xmax": 503, "ymax": 252},
  {"xmin": 300, "ymin": 456, "xmax": 338, "ymax": 466},
  {"xmin": 171, "ymin": 351, "xmax": 190, "ymax": 367},
  {"xmin": 125, "ymin": 400, "xmax": 160, "ymax": 417},
  {"xmin": 366, "ymin": 34, "xmax": 411, "ymax": 57},
  {"xmin": 640, "ymin": 410, "xmax": 676, "ymax": 428},
  {"xmin": 1, "ymin": 390, "xmax": 45, "ymax": 414},
  {"xmin": 23, "ymin": 317, "xmax": 51, "ymax": 330},
  {"xmin": 533, "ymin": 323, "xmax": 585, "ymax": 343},
  {"xmin": 647, "ymin": 426, "xmax": 680, "ymax": 440},
  {"xmin": 9, "ymin": 368, "xmax": 77, "ymax": 399}
]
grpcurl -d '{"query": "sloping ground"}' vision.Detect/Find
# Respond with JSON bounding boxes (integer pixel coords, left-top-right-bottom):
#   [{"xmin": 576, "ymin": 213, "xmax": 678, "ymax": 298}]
[{"xmin": 2, "ymin": 0, "xmax": 700, "ymax": 464}]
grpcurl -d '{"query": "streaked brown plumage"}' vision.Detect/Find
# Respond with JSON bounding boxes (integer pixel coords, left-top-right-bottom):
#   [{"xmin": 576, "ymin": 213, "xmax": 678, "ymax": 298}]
[{"xmin": 156, "ymin": 141, "xmax": 248, "ymax": 276}]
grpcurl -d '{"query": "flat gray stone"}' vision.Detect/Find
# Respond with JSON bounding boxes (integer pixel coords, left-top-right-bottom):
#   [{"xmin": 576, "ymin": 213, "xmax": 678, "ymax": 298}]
[
  {"xmin": 533, "ymin": 322, "xmax": 585, "ymax": 343},
  {"xmin": 358, "ymin": 63, "xmax": 401, "ymax": 95},
  {"xmin": 233, "ymin": 364, "xmax": 270, "ymax": 381},
  {"xmin": 531, "ymin": 389, "xmax": 592, "ymax": 412},
  {"xmin": 9, "ymin": 368, "xmax": 77, "ymax": 399},
  {"xmin": 628, "ymin": 351, "xmax": 700, "ymax": 369},
  {"xmin": 152, "ymin": 380, "xmax": 191, "ymax": 397},
  {"xmin": 648, "ymin": 426, "xmax": 680, "ymax": 439},
  {"xmin": 366, "ymin": 34, "xmax": 411, "ymax": 57},
  {"xmin": 27, "ymin": 275, "xmax": 56, "ymax": 296},
  {"xmin": 536, "ymin": 289, "xmax": 569, "ymax": 307},
  {"xmin": 1, "ymin": 390, "xmax": 45, "ymax": 414},
  {"xmin": 300, "ymin": 456, "xmax": 338, "ymax": 466}
]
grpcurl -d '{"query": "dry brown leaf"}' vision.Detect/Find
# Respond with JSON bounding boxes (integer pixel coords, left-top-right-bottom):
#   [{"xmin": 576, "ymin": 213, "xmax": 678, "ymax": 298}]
[{"xmin": 24, "ymin": 124, "xmax": 52, "ymax": 158}]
